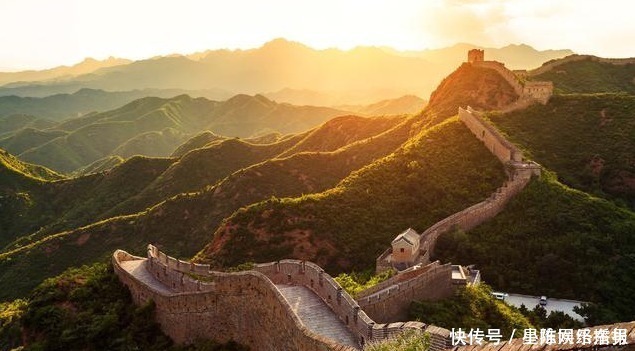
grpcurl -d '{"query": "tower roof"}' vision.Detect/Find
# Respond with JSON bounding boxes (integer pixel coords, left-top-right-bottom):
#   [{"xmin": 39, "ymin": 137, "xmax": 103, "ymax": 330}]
[{"xmin": 391, "ymin": 228, "xmax": 420, "ymax": 246}]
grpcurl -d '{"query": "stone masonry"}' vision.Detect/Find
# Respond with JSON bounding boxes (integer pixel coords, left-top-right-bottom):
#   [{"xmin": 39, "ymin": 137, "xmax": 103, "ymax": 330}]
[{"xmin": 113, "ymin": 245, "xmax": 453, "ymax": 351}]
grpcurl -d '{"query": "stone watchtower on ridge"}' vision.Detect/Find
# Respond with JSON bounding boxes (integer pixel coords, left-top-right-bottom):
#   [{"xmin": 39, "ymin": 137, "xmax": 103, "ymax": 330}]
[{"xmin": 467, "ymin": 49, "xmax": 484, "ymax": 63}]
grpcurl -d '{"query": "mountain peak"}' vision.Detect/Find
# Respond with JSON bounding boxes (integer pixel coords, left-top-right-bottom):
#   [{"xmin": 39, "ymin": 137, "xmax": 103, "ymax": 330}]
[{"xmin": 260, "ymin": 38, "xmax": 311, "ymax": 51}]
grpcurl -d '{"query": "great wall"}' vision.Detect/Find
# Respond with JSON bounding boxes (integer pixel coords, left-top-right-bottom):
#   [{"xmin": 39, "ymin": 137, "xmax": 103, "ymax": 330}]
[
  {"xmin": 113, "ymin": 51, "xmax": 635, "ymax": 350},
  {"xmin": 113, "ymin": 245, "xmax": 451, "ymax": 351}
]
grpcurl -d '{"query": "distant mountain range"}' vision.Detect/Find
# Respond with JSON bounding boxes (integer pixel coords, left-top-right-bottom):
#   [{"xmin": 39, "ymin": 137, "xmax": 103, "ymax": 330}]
[
  {"xmin": 0, "ymin": 39, "xmax": 573, "ymax": 105},
  {"xmin": 0, "ymin": 57, "xmax": 130, "ymax": 86},
  {"xmin": 0, "ymin": 88, "xmax": 235, "ymax": 121},
  {"xmin": 0, "ymin": 94, "xmax": 356, "ymax": 173}
]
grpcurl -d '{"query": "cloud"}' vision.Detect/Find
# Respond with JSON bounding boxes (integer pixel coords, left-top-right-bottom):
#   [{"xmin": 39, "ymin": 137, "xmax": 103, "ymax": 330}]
[{"xmin": 419, "ymin": 0, "xmax": 513, "ymax": 47}]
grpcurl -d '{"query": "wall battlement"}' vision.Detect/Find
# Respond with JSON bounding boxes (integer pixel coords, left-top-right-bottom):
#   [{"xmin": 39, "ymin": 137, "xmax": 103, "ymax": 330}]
[
  {"xmin": 369, "ymin": 105, "xmax": 540, "ymax": 325},
  {"xmin": 113, "ymin": 245, "xmax": 453, "ymax": 351},
  {"xmin": 358, "ymin": 261, "xmax": 454, "ymax": 323},
  {"xmin": 420, "ymin": 106, "xmax": 540, "ymax": 256},
  {"xmin": 471, "ymin": 58, "xmax": 553, "ymax": 106}
]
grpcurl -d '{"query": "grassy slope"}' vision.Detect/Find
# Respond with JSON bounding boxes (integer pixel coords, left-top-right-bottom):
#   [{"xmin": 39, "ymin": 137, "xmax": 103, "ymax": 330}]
[
  {"xmin": 112, "ymin": 128, "xmax": 190, "ymax": 158},
  {"xmin": 533, "ymin": 59, "xmax": 635, "ymax": 94},
  {"xmin": 114, "ymin": 115, "xmax": 402, "ymax": 216},
  {"xmin": 170, "ymin": 131, "xmax": 227, "ymax": 157},
  {"xmin": 489, "ymin": 94, "xmax": 635, "ymax": 208},
  {"xmin": 0, "ymin": 115, "xmax": 410, "ymax": 300},
  {"xmin": 0, "ymin": 128, "xmax": 68, "ymax": 155},
  {"xmin": 1, "ymin": 156, "xmax": 175, "ymax": 249},
  {"xmin": 410, "ymin": 284, "xmax": 533, "ymax": 336},
  {"xmin": 0, "ymin": 115, "xmax": 56, "ymax": 138},
  {"xmin": 197, "ymin": 118, "xmax": 506, "ymax": 272},
  {"xmin": 109, "ymin": 133, "xmax": 308, "ymax": 216},
  {"xmin": 425, "ymin": 63, "xmax": 519, "ymax": 122},
  {"xmin": 278, "ymin": 115, "xmax": 404, "ymax": 157},
  {"xmin": 0, "ymin": 148, "xmax": 64, "ymax": 187},
  {"xmin": 435, "ymin": 173, "xmax": 635, "ymax": 323},
  {"xmin": 0, "ymin": 263, "xmax": 247, "ymax": 351},
  {"xmin": 72, "ymin": 155, "xmax": 124, "ymax": 176}
]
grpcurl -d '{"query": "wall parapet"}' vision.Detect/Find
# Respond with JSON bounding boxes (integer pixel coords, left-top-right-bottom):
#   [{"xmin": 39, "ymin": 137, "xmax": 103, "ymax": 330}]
[
  {"xmin": 472, "ymin": 60, "xmax": 553, "ymax": 106},
  {"xmin": 421, "ymin": 106, "xmax": 539, "ymax": 256},
  {"xmin": 114, "ymin": 248, "xmax": 352, "ymax": 351},
  {"xmin": 114, "ymin": 245, "xmax": 453, "ymax": 351},
  {"xmin": 473, "ymin": 61, "xmax": 524, "ymax": 96}
]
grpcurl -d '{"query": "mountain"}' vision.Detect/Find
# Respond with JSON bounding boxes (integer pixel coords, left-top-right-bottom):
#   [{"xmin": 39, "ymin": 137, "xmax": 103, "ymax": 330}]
[
  {"xmin": 72, "ymin": 155, "xmax": 124, "ymax": 176},
  {"xmin": 0, "ymin": 39, "xmax": 572, "ymax": 102},
  {"xmin": 425, "ymin": 62, "xmax": 519, "ymax": 122},
  {"xmin": 0, "ymin": 57, "xmax": 131, "ymax": 86},
  {"xmin": 0, "ymin": 153, "xmax": 174, "ymax": 249},
  {"xmin": 0, "ymin": 88, "xmax": 234, "ymax": 121},
  {"xmin": 334, "ymin": 95, "xmax": 427, "ymax": 116},
  {"xmin": 196, "ymin": 117, "xmax": 506, "ymax": 271},
  {"xmin": 0, "ymin": 60, "xmax": 528, "ymax": 298},
  {"xmin": 0, "ymin": 127, "xmax": 67, "ymax": 154},
  {"xmin": 170, "ymin": 131, "xmax": 227, "ymax": 157},
  {"xmin": 0, "ymin": 114, "xmax": 411, "ymax": 299},
  {"xmin": 488, "ymin": 93, "xmax": 635, "ymax": 208},
  {"xmin": 5, "ymin": 94, "xmax": 349, "ymax": 173},
  {"xmin": 531, "ymin": 56, "xmax": 635, "ymax": 94},
  {"xmin": 0, "ymin": 148, "xmax": 64, "ymax": 192},
  {"xmin": 111, "ymin": 128, "xmax": 189, "ymax": 158},
  {"xmin": 0, "ymin": 114, "xmax": 55, "ymax": 137}
]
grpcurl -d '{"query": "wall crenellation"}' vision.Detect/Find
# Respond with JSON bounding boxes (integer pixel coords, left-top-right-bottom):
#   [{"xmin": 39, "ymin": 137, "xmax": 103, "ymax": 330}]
[
  {"xmin": 420, "ymin": 106, "xmax": 540, "ymax": 256},
  {"xmin": 368, "ymin": 102, "xmax": 541, "ymax": 329},
  {"xmin": 470, "ymin": 53, "xmax": 554, "ymax": 106},
  {"xmin": 114, "ymin": 245, "xmax": 453, "ymax": 351},
  {"xmin": 114, "ymin": 248, "xmax": 348, "ymax": 351}
]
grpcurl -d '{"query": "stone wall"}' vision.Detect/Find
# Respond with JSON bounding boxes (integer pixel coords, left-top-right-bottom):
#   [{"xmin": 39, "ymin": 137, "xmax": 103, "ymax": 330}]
[
  {"xmin": 245, "ymin": 259, "xmax": 448, "ymax": 349},
  {"xmin": 422, "ymin": 106, "xmax": 540, "ymax": 256},
  {"xmin": 361, "ymin": 261, "xmax": 445, "ymax": 300},
  {"xmin": 113, "ymin": 249, "xmax": 351, "ymax": 351},
  {"xmin": 367, "ymin": 105, "xmax": 540, "ymax": 326},
  {"xmin": 523, "ymin": 81, "xmax": 554, "ymax": 104},
  {"xmin": 473, "ymin": 61, "xmax": 524, "ymax": 96},
  {"xmin": 459, "ymin": 106, "xmax": 523, "ymax": 163},
  {"xmin": 114, "ymin": 246, "xmax": 453, "ymax": 351},
  {"xmin": 473, "ymin": 60, "xmax": 553, "ymax": 105},
  {"xmin": 357, "ymin": 262, "xmax": 454, "ymax": 323}
]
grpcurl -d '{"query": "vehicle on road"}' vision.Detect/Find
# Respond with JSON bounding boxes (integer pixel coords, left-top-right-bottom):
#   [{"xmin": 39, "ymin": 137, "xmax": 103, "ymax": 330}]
[
  {"xmin": 539, "ymin": 296, "xmax": 548, "ymax": 306},
  {"xmin": 492, "ymin": 292, "xmax": 509, "ymax": 300}
]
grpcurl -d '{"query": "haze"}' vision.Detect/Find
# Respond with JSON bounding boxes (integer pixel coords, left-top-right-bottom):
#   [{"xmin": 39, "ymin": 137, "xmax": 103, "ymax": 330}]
[{"xmin": 1, "ymin": 0, "xmax": 634, "ymax": 71}]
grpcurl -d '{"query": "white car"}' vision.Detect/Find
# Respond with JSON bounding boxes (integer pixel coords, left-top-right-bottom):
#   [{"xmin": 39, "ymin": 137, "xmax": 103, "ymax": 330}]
[
  {"xmin": 539, "ymin": 296, "xmax": 548, "ymax": 306},
  {"xmin": 492, "ymin": 292, "xmax": 509, "ymax": 300}
]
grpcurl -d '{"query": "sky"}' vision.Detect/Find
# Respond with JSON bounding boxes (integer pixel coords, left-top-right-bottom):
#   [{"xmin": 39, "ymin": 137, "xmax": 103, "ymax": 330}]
[{"xmin": 1, "ymin": 0, "xmax": 634, "ymax": 71}]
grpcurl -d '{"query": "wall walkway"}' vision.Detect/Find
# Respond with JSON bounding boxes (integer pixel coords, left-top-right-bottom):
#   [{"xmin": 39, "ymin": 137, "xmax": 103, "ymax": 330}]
[{"xmin": 113, "ymin": 245, "xmax": 452, "ymax": 351}]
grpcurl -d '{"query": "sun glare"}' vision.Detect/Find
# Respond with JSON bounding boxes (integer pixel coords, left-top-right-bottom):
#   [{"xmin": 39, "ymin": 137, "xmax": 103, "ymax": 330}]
[{"xmin": 0, "ymin": 0, "xmax": 634, "ymax": 70}]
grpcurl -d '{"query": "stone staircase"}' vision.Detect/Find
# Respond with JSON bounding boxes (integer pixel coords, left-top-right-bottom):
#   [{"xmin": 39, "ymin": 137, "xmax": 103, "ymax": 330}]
[{"xmin": 276, "ymin": 285, "xmax": 359, "ymax": 348}]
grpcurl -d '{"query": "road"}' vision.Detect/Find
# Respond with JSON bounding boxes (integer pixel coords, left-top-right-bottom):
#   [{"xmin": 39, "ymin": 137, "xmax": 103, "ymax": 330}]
[{"xmin": 496, "ymin": 292, "xmax": 585, "ymax": 322}]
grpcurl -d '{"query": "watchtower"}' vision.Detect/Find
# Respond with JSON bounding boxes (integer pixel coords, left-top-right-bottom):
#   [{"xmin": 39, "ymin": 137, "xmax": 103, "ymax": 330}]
[{"xmin": 467, "ymin": 49, "xmax": 484, "ymax": 63}]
